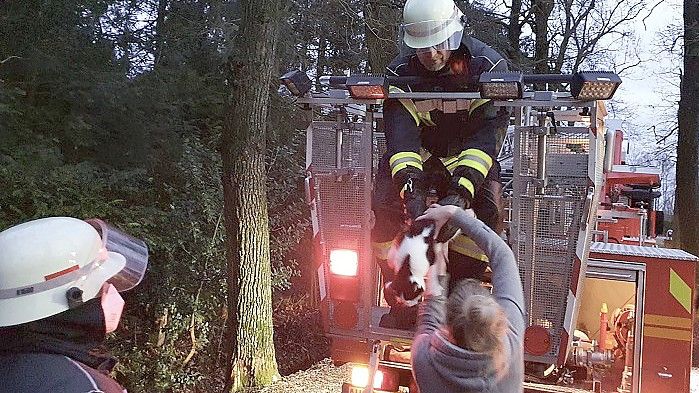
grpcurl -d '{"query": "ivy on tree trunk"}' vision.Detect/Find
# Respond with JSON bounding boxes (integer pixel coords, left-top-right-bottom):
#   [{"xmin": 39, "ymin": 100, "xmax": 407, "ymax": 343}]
[{"xmin": 220, "ymin": 0, "xmax": 282, "ymax": 391}]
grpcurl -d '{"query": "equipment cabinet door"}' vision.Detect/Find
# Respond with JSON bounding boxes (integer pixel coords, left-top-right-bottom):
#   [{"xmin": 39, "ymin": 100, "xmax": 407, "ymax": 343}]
[{"xmin": 639, "ymin": 256, "xmax": 695, "ymax": 393}]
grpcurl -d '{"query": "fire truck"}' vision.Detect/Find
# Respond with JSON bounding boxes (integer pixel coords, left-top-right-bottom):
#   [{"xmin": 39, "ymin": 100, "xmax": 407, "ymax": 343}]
[
  {"xmin": 280, "ymin": 69, "xmax": 697, "ymax": 393},
  {"xmin": 594, "ymin": 118, "xmax": 666, "ymax": 247}
]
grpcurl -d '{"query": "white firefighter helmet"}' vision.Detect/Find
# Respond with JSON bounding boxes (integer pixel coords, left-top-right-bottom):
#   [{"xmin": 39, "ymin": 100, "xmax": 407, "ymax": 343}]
[
  {"xmin": 401, "ymin": 0, "xmax": 465, "ymax": 50},
  {"xmin": 0, "ymin": 217, "xmax": 148, "ymax": 327}
]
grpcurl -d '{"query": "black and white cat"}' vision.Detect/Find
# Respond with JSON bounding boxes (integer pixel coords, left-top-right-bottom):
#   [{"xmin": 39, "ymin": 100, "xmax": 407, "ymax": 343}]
[{"xmin": 386, "ymin": 219, "xmax": 458, "ymax": 306}]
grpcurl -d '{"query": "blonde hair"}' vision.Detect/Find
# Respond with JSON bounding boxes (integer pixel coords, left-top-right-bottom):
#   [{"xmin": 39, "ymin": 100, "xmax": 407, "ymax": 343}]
[{"xmin": 446, "ymin": 279, "xmax": 508, "ymax": 378}]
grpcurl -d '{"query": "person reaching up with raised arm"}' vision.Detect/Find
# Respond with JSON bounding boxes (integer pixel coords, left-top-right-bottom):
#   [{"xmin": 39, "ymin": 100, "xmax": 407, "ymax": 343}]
[{"xmin": 410, "ymin": 204, "xmax": 525, "ymax": 393}]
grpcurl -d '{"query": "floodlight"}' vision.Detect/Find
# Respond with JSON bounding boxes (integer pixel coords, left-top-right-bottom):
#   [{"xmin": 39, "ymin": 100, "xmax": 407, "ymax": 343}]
[
  {"xmin": 346, "ymin": 75, "xmax": 388, "ymax": 99},
  {"xmin": 329, "ymin": 249, "xmax": 358, "ymax": 276},
  {"xmin": 280, "ymin": 69, "xmax": 312, "ymax": 97},
  {"xmin": 571, "ymin": 71, "xmax": 622, "ymax": 100},
  {"xmin": 350, "ymin": 366, "xmax": 384, "ymax": 389},
  {"xmin": 479, "ymin": 71, "xmax": 524, "ymax": 99}
]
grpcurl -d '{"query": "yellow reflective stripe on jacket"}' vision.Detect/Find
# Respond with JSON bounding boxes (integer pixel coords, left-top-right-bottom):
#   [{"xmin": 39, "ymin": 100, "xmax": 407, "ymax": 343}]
[
  {"xmin": 455, "ymin": 149, "xmax": 493, "ymax": 177},
  {"xmin": 469, "ymin": 98, "xmax": 491, "ymax": 115},
  {"xmin": 449, "ymin": 234, "xmax": 489, "ymax": 262},
  {"xmin": 457, "ymin": 177, "xmax": 475, "ymax": 198},
  {"xmin": 389, "ymin": 86, "xmax": 436, "ymax": 127},
  {"xmin": 442, "ymin": 155, "xmax": 460, "ymax": 172},
  {"xmin": 389, "ymin": 152, "xmax": 423, "ymax": 177},
  {"xmin": 389, "ymin": 86, "xmax": 420, "ymax": 126},
  {"xmin": 392, "ymin": 162, "xmax": 423, "ymax": 176},
  {"xmin": 460, "ymin": 148, "xmax": 493, "ymax": 167},
  {"xmin": 389, "ymin": 151, "xmax": 421, "ymax": 166},
  {"xmin": 442, "ymin": 156, "xmax": 458, "ymax": 167},
  {"xmin": 442, "ymin": 150, "xmax": 493, "ymax": 176},
  {"xmin": 419, "ymin": 111, "xmax": 436, "ymax": 126},
  {"xmin": 458, "ymin": 158, "xmax": 489, "ymax": 177}
]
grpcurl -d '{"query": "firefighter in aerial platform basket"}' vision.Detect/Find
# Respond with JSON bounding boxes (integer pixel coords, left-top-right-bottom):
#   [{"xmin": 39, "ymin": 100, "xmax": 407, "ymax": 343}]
[{"xmin": 372, "ymin": 0, "xmax": 510, "ymax": 329}]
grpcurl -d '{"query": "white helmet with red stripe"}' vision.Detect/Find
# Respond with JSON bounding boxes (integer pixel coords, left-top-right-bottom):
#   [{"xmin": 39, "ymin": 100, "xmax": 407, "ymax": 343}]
[
  {"xmin": 0, "ymin": 217, "xmax": 148, "ymax": 327},
  {"xmin": 401, "ymin": 0, "xmax": 465, "ymax": 50}
]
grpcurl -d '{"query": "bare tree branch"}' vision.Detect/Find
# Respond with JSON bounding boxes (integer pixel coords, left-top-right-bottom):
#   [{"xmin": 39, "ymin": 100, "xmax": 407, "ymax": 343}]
[
  {"xmin": 642, "ymin": 0, "xmax": 664, "ymax": 28},
  {"xmin": 0, "ymin": 56, "xmax": 22, "ymax": 64},
  {"xmin": 615, "ymin": 57, "xmax": 642, "ymax": 74}
]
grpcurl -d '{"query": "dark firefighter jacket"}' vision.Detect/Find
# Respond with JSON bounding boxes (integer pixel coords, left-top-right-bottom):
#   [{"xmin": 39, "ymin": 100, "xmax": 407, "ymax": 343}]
[
  {"xmin": 0, "ymin": 298, "xmax": 126, "ymax": 393},
  {"xmin": 0, "ymin": 353, "xmax": 126, "ymax": 393},
  {"xmin": 384, "ymin": 36, "xmax": 508, "ymax": 203}
]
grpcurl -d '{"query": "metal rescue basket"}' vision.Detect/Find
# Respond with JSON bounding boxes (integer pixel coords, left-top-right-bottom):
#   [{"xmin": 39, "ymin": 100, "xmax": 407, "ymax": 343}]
[
  {"xmin": 282, "ymin": 68, "xmax": 617, "ymax": 392},
  {"xmin": 305, "ymin": 113, "xmax": 376, "ymax": 332},
  {"xmin": 507, "ymin": 100, "xmax": 606, "ymax": 366}
]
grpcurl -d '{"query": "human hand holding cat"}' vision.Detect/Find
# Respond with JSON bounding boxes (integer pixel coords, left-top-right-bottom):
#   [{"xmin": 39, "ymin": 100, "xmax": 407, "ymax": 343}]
[
  {"xmin": 424, "ymin": 242, "xmax": 448, "ymax": 297},
  {"xmin": 417, "ymin": 204, "xmax": 475, "ymax": 240}
]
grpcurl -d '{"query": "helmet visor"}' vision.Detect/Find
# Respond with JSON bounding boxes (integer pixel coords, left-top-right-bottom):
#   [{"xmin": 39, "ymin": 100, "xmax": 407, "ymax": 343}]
[
  {"xmin": 87, "ymin": 219, "xmax": 148, "ymax": 292},
  {"xmin": 401, "ymin": 19, "xmax": 464, "ymax": 50}
]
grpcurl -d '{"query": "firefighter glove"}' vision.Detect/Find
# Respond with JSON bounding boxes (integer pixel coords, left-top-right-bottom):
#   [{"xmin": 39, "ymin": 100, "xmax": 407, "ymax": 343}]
[
  {"xmin": 435, "ymin": 194, "xmax": 466, "ymax": 242},
  {"xmin": 448, "ymin": 175, "xmax": 474, "ymax": 209},
  {"xmin": 402, "ymin": 177, "xmax": 427, "ymax": 221}
]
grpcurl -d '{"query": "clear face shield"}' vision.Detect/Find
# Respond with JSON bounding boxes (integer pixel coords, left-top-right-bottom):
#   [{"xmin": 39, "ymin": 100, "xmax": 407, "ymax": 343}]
[
  {"xmin": 398, "ymin": 15, "xmax": 465, "ymax": 72},
  {"xmin": 401, "ymin": 22, "xmax": 463, "ymax": 50},
  {"xmin": 87, "ymin": 219, "xmax": 148, "ymax": 292},
  {"xmin": 399, "ymin": 26, "xmax": 463, "ymax": 72},
  {"xmin": 398, "ymin": 25, "xmax": 417, "ymax": 58}
]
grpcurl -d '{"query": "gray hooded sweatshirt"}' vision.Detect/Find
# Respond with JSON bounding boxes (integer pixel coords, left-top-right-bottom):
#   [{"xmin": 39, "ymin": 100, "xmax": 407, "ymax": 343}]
[{"xmin": 411, "ymin": 210, "xmax": 526, "ymax": 393}]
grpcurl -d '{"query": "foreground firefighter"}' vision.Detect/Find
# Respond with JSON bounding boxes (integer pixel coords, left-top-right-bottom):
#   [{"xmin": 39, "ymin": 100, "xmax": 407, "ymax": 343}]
[
  {"xmin": 409, "ymin": 204, "xmax": 524, "ymax": 393},
  {"xmin": 373, "ymin": 0, "xmax": 509, "ymax": 329},
  {"xmin": 0, "ymin": 217, "xmax": 148, "ymax": 393}
]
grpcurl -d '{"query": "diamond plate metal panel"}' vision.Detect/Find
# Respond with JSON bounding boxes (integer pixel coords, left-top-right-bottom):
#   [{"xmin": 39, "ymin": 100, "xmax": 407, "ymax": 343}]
[{"xmin": 590, "ymin": 242, "xmax": 699, "ymax": 261}]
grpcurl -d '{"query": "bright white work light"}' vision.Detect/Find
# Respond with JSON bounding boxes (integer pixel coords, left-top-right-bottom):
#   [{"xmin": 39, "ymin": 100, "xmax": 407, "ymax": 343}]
[
  {"xmin": 329, "ymin": 249, "xmax": 359, "ymax": 276},
  {"xmin": 479, "ymin": 71, "xmax": 524, "ymax": 99},
  {"xmin": 571, "ymin": 71, "xmax": 622, "ymax": 100},
  {"xmin": 350, "ymin": 365, "xmax": 383, "ymax": 388}
]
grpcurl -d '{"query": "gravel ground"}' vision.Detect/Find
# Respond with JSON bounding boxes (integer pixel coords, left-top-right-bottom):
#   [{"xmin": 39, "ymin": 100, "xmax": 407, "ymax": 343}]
[
  {"xmin": 244, "ymin": 359, "xmax": 350, "ymax": 393},
  {"xmin": 245, "ymin": 361, "xmax": 699, "ymax": 393}
]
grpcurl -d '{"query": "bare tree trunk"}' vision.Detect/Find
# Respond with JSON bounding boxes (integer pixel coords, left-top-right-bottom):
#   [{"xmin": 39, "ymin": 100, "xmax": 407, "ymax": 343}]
[
  {"xmin": 118, "ymin": 6, "xmax": 132, "ymax": 72},
  {"xmin": 675, "ymin": 0, "xmax": 699, "ymax": 261},
  {"xmin": 532, "ymin": 0, "xmax": 553, "ymax": 83},
  {"xmin": 220, "ymin": 0, "xmax": 281, "ymax": 391},
  {"xmin": 154, "ymin": 0, "xmax": 168, "ymax": 66},
  {"xmin": 507, "ymin": 0, "xmax": 522, "ymax": 66},
  {"xmin": 365, "ymin": 0, "xmax": 403, "ymax": 73},
  {"xmin": 316, "ymin": 35, "xmax": 326, "ymax": 91}
]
